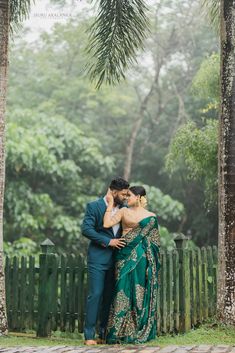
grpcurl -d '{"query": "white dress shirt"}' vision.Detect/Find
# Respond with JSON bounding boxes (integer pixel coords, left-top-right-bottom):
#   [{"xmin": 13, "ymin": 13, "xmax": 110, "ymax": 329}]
[{"xmin": 103, "ymin": 196, "xmax": 120, "ymax": 237}]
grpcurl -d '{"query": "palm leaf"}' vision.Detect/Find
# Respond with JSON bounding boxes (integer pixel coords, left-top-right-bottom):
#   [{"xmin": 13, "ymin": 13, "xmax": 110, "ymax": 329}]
[
  {"xmin": 10, "ymin": 0, "xmax": 34, "ymax": 34},
  {"xmin": 86, "ymin": 0, "xmax": 150, "ymax": 88},
  {"xmin": 201, "ymin": 0, "xmax": 220, "ymax": 32}
]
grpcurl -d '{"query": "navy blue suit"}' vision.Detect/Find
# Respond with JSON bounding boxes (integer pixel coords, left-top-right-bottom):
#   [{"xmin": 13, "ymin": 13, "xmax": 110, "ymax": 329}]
[{"xmin": 81, "ymin": 198, "xmax": 122, "ymax": 340}]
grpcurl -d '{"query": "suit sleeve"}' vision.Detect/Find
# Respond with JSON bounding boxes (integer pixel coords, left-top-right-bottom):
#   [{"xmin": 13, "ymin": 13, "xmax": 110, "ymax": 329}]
[{"xmin": 81, "ymin": 203, "xmax": 111, "ymax": 247}]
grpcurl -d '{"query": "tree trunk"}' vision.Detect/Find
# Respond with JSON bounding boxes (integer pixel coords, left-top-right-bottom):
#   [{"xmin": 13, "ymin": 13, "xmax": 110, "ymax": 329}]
[
  {"xmin": 0, "ymin": 0, "xmax": 9, "ymax": 334},
  {"xmin": 122, "ymin": 22, "xmax": 180, "ymax": 181},
  {"xmin": 123, "ymin": 116, "xmax": 143, "ymax": 181},
  {"xmin": 123, "ymin": 63, "xmax": 163, "ymax": 181},
  {"xmin": 217, "ymin": 0, "xmax": 235, "ymax": 325}
]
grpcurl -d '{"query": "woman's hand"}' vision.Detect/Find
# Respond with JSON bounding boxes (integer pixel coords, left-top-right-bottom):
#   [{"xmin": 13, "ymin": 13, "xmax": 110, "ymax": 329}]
[{"xmin": 106, "ymin": 188, "xmax": 114, "ymax": 206}]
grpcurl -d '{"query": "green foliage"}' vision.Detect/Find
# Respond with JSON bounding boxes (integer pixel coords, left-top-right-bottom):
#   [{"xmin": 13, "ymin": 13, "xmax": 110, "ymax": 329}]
[
  {"xmin": 140, "ymin": 183, "xmax": 185, "ymax": 223},
  {"xmin": 158, "ymin": 227, "xmax": 176, "ymax": 251},
  {"xmin": 159, "ymin": 227, "xmax": 197, "ymax": 251},
  {"xmin": 7, "ymin": 2, "xmax": 218, "ymax": 247},
  {"xmin": 8, "ymin": 19, "xmax": 137, "ymax": 153},
  {"xmin": 86, "ymin": 0, "xmax": 150, "ymax": 88},
  {"xmin": 192, "ymin": 53, "xmax": 220, "ymax": 112},
  {"xmin": 201, "ymin": 0, "xmax": 220, "ymax": 33},
  {"xmin": 4, "ymin": 237, "xmax": 39, "ymax": 257},
  {"xmin": 5, "ymin": 112, "xmax": 184, "ymax": 250},
  {"xmin": 5, "ymin": 109, "xmax": 114, "ymax": 252},
  {"xmin": 10, "ymin": 0, "xmax": 34, "ymax": 34},
  {"xmin": 165, "ymin": 119, "xmax": 218, "ymax": 206}
]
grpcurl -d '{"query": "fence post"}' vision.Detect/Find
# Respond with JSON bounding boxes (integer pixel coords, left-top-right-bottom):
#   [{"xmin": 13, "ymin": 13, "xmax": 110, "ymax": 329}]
[
  {"xmin": 174, "ymin": 233, "xmax": 191, "ymax": 333},
  {"xmin": 37, "ymin": 238, "xmax": 58, "ymax": 337}
]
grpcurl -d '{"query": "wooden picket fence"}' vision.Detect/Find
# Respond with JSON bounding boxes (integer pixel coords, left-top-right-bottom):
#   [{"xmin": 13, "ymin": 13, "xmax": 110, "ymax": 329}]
[{"xmin": 4, "ymin": 235, "xmax": 218, "ymax": 336}]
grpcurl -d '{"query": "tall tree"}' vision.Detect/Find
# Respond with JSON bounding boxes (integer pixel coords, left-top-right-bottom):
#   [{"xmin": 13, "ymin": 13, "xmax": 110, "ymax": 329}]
[
  {"xmin": 202, "ymin": 0, "xmax": 235, "ymax": 325},
  {"xmin": 217, "ymin": 0, "xmax": 235, "ymax": 324},
  {"xmin": 0, "ymin": 0, "xmax": 34, "ymax": 334},
  {"xmin": 123, "ymin": 0, "xmax": 200, "ymax": 180},
  {"xmin": 0, "ymin": 0, "xmax": 10, "ymax": 333}
]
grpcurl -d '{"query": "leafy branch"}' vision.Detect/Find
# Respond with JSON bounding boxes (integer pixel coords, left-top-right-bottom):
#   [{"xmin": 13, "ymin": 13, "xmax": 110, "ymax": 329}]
[
  {"xmin": 201, "ymin": 0, "xmax": 219, "ymax": 33},
  {"xmin": 9, "ymin": 0, "xmax": 34, "ymax": 34},
  {"xmin": 86, "ymin": 0, "xmax": 150, "ymax": 88}
]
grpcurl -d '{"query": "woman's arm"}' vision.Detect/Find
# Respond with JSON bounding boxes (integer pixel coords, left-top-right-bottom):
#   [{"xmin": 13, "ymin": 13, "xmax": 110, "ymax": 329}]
[{"xmin": 103, "ymin": 208, "xmax": 124, "ymax": 228}]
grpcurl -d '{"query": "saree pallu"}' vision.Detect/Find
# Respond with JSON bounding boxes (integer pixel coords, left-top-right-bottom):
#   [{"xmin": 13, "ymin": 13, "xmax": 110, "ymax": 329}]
[{"xmin": 106, "ymin": 216, "xmax": 161, "ymax": 344}]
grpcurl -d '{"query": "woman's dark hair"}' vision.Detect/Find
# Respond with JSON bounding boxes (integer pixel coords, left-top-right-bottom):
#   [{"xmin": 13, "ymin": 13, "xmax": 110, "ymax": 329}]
[
  {"xmin": 109, "ymin": 177, "xmax": 129, "ymax": 191},
  {"xmin": 129, "ymin": 185, "xmax": 146, "ymax": 197}
]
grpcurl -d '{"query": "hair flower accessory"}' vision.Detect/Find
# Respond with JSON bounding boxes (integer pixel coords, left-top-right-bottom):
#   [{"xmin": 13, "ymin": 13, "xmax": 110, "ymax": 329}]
[{"xmin": 140, "ymin": 195, "xmax": 148, "ymax": 208}]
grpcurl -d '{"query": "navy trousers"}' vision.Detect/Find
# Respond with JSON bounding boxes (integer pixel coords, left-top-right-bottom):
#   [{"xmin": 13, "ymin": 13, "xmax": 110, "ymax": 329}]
[{"xmin": 84, "ymin": 262, "xmax": 115, "ymax": 340}]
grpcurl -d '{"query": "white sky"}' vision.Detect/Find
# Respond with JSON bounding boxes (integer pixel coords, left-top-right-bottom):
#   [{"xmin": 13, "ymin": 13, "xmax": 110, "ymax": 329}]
[
  {"xmin": 20, "ymin": 0, "xmax": 160, "ymax": 42},
  {"xmin": 21, "ymin": 0, "xmax": 93, "ymax": 42}
]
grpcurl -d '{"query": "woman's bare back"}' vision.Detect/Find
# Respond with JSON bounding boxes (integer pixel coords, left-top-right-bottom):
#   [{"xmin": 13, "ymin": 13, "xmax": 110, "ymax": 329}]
[{"xmin": 121, "ymin": 208, "xmax": 156, "ymax": 235}]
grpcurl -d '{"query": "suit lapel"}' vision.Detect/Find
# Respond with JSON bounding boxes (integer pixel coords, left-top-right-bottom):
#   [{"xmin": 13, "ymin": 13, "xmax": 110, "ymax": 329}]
[
  {"xmin": 97, "ymin": 198, "xmax": 114, "ymax": 236},
  {"xmin": 98, "ymin": 197, "xmax": 107, "ymax": 214}
]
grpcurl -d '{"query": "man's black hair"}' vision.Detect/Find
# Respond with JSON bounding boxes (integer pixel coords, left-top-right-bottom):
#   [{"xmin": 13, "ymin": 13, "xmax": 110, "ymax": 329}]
[{"xmin": 109, "ymin": 177, "xmax": 129, "ymax": 191}]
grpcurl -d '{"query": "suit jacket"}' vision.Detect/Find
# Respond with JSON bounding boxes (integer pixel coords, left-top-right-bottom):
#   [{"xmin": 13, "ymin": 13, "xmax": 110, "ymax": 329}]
[{"xmin": 81, "ymin": 198, "xmax": 122, "ymax": 266}]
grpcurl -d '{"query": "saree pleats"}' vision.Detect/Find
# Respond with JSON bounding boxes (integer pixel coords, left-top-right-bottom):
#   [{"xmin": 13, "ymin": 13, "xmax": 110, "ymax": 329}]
[{"xmin": 106, "ymin": 216, "xmax": 161, "ymax": 344}]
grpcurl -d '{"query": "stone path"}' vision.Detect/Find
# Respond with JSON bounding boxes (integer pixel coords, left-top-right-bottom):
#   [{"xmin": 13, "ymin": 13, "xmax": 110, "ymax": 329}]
[{"xmin": 0, "ymin": 345, "xmax": 235, "ymax": 353}]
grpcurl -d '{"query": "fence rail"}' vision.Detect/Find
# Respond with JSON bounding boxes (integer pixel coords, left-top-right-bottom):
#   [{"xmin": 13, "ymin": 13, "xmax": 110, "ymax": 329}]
[{"xmin": 4, "ymin": 235, "xmax": 218, "ymax": 337}]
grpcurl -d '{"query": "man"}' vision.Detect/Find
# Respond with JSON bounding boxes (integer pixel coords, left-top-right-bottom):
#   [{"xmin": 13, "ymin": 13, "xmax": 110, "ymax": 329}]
[{"xmin": 81, "ymin": 177, "xmax": 129, "ymax": 345}]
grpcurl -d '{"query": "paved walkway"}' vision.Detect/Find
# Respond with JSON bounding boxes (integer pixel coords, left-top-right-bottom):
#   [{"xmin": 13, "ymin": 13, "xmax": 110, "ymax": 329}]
[{"xmin": 0, "ymin": 346, "xmax": 234, "ymax": 353}]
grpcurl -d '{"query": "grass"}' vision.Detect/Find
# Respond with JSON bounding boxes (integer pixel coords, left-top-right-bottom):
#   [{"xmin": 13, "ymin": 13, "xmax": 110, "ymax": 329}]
[
  {"xmin": 0, "ymin": 320, "xmax": 234, "ymax": 347},
  {"xmin": 149, "ymin": 321, "xmax": 235, "ymax": 346}
]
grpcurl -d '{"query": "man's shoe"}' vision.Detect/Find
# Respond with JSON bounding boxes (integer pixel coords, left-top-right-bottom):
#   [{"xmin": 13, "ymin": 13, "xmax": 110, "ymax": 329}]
[
  {"xmin": 96, "ymin": 338, "xmax": 106, "ymax": 344},
  {"xmin": 84, "ymin": 340, "xmax": 98, "ymax": 345}
]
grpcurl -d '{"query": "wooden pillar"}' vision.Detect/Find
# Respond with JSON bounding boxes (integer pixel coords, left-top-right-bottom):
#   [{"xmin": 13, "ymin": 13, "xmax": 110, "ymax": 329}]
[
  {"xmin": 37, "ymin": 238, "xmax": 58, "ymax": 337},
  {"xmin": 174, "ymin": 233, "xmax": 191, "ymax": 332}
]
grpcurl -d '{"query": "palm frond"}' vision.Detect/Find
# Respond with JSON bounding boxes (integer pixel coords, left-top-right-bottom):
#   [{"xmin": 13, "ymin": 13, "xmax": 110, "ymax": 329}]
[
  {"xmin": 86, "ymin": 0, "xmax": 150, "ymax": 89},
  {"xmin": 10, "ymin": 0, "xmax": 34, "ymax": 34},
  {"xmin": 201, "ymin": 0, "xmax": 220, "ymax": 33}
]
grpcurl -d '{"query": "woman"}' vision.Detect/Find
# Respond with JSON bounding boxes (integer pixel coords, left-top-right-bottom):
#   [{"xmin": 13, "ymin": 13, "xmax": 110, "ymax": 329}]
[{"xmin": 103, "ymin": 186, "xmax": 161, "ymax": 344}]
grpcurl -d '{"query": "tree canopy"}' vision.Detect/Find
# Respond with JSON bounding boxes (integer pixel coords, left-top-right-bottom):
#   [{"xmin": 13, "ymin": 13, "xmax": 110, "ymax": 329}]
[{"xmin": 6, "ymin": 0, "xmax": 219, "ymax": 253}]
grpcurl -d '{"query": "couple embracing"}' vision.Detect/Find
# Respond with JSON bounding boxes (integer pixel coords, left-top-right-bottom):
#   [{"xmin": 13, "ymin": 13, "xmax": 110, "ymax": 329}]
[{"xmin": 81, "ymin": 177, "xmax": 161, "ymax": 345}]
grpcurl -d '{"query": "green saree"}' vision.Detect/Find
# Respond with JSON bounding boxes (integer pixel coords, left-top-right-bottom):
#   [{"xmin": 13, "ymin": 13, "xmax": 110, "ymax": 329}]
[{"xmin": 106, "ymin": 216, "xmax": 161, "ymax": 344}]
